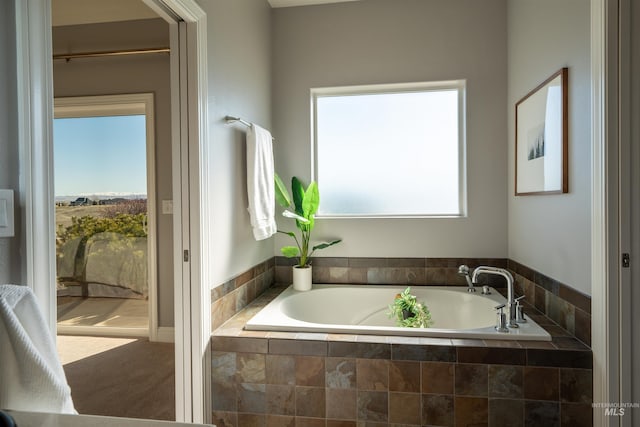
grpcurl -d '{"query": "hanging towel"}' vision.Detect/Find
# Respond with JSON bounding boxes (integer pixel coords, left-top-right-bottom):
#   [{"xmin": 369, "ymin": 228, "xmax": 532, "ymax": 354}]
[
  {"xmin": 246, "ymin": 124, "xmax": 277, "ymax": 240},
  {"xmin": 0, "ymin": 284, "xmax": 76, "ymax": 414}
]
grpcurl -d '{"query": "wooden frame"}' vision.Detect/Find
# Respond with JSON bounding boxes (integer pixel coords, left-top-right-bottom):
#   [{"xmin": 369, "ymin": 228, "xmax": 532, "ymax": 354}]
[{"xmin": 515, "ymin": 68, "xmax": 568, "ymax": 195}]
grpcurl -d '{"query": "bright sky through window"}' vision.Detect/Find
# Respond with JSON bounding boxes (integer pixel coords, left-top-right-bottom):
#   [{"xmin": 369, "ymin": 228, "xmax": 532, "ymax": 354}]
[{"xmin": 314, "ymin": 83, "xmax": 465, "ymax": 217}]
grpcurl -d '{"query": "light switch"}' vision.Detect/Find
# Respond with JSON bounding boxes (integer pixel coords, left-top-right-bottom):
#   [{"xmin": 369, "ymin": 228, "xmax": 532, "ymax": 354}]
[
  {"xmin": 162, "ymin": 199, "xmax": 174, "ymax": 215},
  {"xmin": 0, "ymin": 189, "xmax": 14, "ymax": 238}
]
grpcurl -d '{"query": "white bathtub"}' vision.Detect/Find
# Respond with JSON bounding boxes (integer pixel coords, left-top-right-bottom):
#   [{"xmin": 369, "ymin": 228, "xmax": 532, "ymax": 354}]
[{"xmin": 245, "ymin": 284, "xmax": 552, "ymax": 341}]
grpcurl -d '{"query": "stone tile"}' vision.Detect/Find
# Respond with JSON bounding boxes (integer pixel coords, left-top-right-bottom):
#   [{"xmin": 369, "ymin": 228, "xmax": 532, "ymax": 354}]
[
  {"xmin": 329, "ymin": 342, "xmax": 391, "ymax": 359},
  {"xmin": 421, "ymin": 362, "xmax": 454, "ymax": 394},
  {"xmin": 534, "ymin": 286, "xmax": 547, "ymax": 313},
  {"xmin": 422, "ymin": 394, "xmax": 454, "ymax": 427},
  {"xmin": 326, "ymin": 358, "xmax": 356, "ymax": 389},
  {"xmin": 270, "ymin": 339, "xmax": 328, "ymax": 356},
  {"xmin": 454, "ymin": 396, "xmax": 488, "ymax": 427},
  {"xmin": 524, "ymin": 367, "xmax": 559, "ymax": 401},
  {"xmin": 489, "ymin": 398, "xmax": 523, "ymax": 427},
  {"xmin": 455, "ymin": 364, "xmax": 488, "ymax": 397},
  {"xmin": 326, "ymin": 421, "xmax": 356, "ymax": 427},
  {"xmin": 389, "ymin": 361, "xmax": 420, "ymax": 392},
  {"xmin": 425, "ymin": 267, "xmax": 448, "ymax": 284},
  {"xmin": 266, "ymin": 355, "xmax": 296, "ymax": 385},
  {"xmin": 238, "ymin": 383, "xmax": 266, "ymax": 414},
  {"xmin": 525, "ymin": 401, "xmax": 560, "ymax": 427},
  {"xmin": 212, "ymin": 336, "xmax": 268, "ymax": 353},
  {"xmin": 238, "ymin": 413, "xmax": 265, "ymax": 427},
  {"xmin": 388, "ymin": 392, "xmax": 421, "ymax": 425},
  {"xmin": 266, "ymin": 385, "xmax": 295, "ymax": 416},
  {"xmin": 488, "ymin": 365, "xmax": 523, "ymax": 398},
  {"xmin": 266, "ymin": 415, "xmax": 295, "ymax": 427},
  {"xmin": 296, "ymin": 386, "xmax": 325, "ymax": 418},
  {"xmin": 357, "ymin": 391, "xmax": 388, "ymax": 422},
  {"xmin": 329, "ymin": 267, "xmax": 350, "ymax": 283},
  {"xmin": 552, "ymin": 337, "xmax": 590, "ymax": 351},
  {"xmin": 457, "ymin": 346, "xmax": 525, "ymax": 365},
  {"xmin": 546, "ymin": 293, "xmax": 575, "ymax": 334},
  {"xmin": 527, "ymin": 349, "xmax": 592, "ymax": 369},
  {"xmin": 212, "ymin": 411, "xmax": 237, "ymax": 427},
  {"xmin": 212, "ymin": 352, "xmax": 237, "ymax": 412},
  {"xmin": 560, "ymin": 368, "xmax": 592, "ymax": 404},
  {"xmin": 558, "ymin": 284, "xmax": 591, "ymax": 314},
  {"xmin": 296, "ymin": 356, "xmax": 325, "ymax": 387},
  {"xmin": 294, "ymin": 417, "xmax": 325, "ymax": 427},
  {"xmin": 237, "ymin": 353, "xmax": 266, "ymax": 383},
  {"xmin": 356, "ymin": 359, "xmax": 388, "ymax": 391},
  {"xmin": 326, "ymin": 388, "xmax": 357, "ymax": 420},
  {"xmin": 349, "ymin": 258, "xmax": 388, "ymax": 268},
  {"xmin": 574, "ymin": 308, "xmax": 591, "ymax": 347},
  {"xmin": 391, "ymin": 344, "xmax": 456, "ymax": 362},
  {"xmin": 561, "ymin": 403, "xmax": 593, "ymax": 427},
  {"xmin": 347, "ymin": 268, "xmax": 368, "ymax": 284}
]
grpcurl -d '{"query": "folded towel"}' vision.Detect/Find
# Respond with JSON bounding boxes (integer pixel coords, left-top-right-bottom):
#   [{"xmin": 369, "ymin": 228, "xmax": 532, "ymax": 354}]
[
  {"xmin": 0, "ymin": 284, "xmax": 76, "ymax": 414},
  {"xmin": 246, "ymin": 124, "xmax": 277, "ymax": 240}
]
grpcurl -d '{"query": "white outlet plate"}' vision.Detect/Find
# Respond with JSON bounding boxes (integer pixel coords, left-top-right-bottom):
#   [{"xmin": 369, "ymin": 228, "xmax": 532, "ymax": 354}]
[
  {"xmin": 0, "ymin": 189, "xmax": 15, "ymax": 238},
  {"xmin": 162, "ymin": 199, "xmax": 174, "ymax": 215}
]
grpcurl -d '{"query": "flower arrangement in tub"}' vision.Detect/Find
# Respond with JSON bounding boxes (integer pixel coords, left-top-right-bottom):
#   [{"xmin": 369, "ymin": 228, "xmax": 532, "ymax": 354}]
[
  {"xmin": 275, "ymin": 174, "xmax": 341, "ymax": 291},
  {"xmin": 388, "ymin": 287, "xmax": 434, "ymax": 328}
]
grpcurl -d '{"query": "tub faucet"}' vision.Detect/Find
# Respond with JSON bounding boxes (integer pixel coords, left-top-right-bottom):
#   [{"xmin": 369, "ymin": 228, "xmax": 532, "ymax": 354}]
[
  {"xmin": 457, "ymin": 265, "xmax": 475, "ymax": 292},
  {"xmin": 471, "ymin": 266, "xmax": 518, "ymax": 328}
]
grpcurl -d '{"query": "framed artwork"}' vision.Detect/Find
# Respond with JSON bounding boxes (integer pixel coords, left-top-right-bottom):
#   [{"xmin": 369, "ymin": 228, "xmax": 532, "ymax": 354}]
[{"xmin": 515, "ymin": 68, "xmax": 568, "ymax": 195}]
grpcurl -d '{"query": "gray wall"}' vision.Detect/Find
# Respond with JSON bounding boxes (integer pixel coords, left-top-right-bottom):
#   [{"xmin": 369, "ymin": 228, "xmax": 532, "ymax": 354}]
[
  {"xmin": 0, "ymin": 0, "xmax": 23, "ymax": 285},
  {"xmin": 507, "ymin": 0, "xmax": 591, "ymax": 295},
  {"xmin": 197, "ymin": 0, "xmax": 274, "ymax": 287},
  {"xmin": 53, "ymin": 19, "xmax": 175, "ymax": 326},
  {"xmin": 272, "ymin": 0, "xmax": 508, "ymax": 258}
]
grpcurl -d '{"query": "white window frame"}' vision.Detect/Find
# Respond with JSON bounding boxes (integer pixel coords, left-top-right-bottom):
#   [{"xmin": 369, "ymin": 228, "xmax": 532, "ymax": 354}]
[{"xmin": 310, "ymin": 80, "xmax": 467, "ymax": 218}]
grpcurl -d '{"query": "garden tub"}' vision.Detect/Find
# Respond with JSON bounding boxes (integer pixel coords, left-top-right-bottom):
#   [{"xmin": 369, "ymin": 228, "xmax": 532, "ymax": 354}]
[{"xmin": 245, "ymin": 284, "xmax": 551, "ymax": 341}]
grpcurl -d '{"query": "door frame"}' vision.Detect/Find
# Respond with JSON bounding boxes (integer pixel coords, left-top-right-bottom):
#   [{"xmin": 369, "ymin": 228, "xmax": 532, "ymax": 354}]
[
  {"xmin": 53, "ymin": 93, "xmax": 158, "ymax": 341},
  {"xmin": 15, "ymin": 0, "xmax": 210, "ymax": 423}
]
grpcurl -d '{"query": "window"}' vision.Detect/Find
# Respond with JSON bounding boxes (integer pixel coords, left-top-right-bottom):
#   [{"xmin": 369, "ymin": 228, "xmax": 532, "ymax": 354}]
[{"xmin": 312, "ymin": 81, "xmax": 466, "ymax": 217}]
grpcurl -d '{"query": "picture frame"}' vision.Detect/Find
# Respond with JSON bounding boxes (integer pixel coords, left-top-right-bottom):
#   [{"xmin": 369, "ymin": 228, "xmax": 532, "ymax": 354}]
[{"xmin": 515, "ymin": 68, "xmax": 568, "ymax": 195}]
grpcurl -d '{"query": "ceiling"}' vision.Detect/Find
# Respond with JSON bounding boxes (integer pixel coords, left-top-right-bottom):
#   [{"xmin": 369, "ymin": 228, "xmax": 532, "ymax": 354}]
[{"xmin": 52, "ymin": 0, "xmax": 363, "ymax": 27}]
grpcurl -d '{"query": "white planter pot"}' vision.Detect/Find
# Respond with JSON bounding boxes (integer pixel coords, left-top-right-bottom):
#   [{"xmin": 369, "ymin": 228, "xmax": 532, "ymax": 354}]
[{"xmin": 292, "ymin": 265, "xmax": 312, "ymax": 291}]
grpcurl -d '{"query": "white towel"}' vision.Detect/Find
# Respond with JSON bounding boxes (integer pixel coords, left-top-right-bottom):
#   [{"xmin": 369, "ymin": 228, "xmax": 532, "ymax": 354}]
[
  {"xmin": 246, "ymin": 124, "xmax": 277, "ymax": 240},
  {"xmin": 0, "ymin": 284, "xmax": 76, "ymax": 414}
]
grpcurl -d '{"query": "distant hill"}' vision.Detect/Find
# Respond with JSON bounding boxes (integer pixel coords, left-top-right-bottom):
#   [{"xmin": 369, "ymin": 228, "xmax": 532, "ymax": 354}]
[{"xmin": 55, "ymin": 193, "xmax": 147, "ymax": 203}]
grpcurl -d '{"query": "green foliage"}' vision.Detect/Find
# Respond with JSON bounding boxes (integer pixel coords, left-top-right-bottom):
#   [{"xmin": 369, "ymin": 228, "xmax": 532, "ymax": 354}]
[
  {"xmin": 275, "ymin": 174, "xmax": 341, "ymax": 267},
  {"xmin": 387, "ymin": 287, "xmax": 433, "ymax": 328},
  {"xmin": 57, "ymin": 213, "xmax": 148, "ymax": 246}
]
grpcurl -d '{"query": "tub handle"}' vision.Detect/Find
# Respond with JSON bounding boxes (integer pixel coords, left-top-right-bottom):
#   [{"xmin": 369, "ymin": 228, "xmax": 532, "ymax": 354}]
[
  {"xmin": 494, "ymin": 304, "xmax": 509, "ymax": 333},
  {"xmin": 514, "ymin": 295, "xmax": 527, "ymax": 323}
]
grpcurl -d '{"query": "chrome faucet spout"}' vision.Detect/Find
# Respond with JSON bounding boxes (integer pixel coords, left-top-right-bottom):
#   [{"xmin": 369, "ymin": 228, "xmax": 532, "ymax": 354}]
[
  {"xmin": 458, "ymin": 264, "xmax": 475, "ymax": 292},
  {"xmin": 471, "ymin": 266, "xmax": 518, "ymax": 328}
]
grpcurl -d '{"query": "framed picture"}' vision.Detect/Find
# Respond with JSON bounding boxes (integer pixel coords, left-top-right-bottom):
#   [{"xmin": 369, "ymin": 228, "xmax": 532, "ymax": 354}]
[{"xmin": 515, "ymin": 68, "xmax": 568, "ymax": 195}]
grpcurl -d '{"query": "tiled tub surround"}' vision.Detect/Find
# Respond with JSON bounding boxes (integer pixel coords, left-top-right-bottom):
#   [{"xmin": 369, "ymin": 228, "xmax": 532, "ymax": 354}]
[
  {"xmin": 275, "ymin": 257, "xmax": 591, "ymax": 346},
  {"xmin": 212, "ymin": 287, "xmax": 593, "ymax": 427},
  {"xmin": 211, "ymin": 258, "xmax": 275, "ymax": 331}
]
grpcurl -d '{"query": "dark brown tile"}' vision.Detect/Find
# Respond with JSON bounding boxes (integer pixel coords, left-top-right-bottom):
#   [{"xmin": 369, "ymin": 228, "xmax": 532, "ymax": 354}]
[
  {"xmin": 356, "ymin": 359, "xmax": 388, "ymax": 391},
  {"xmin": 389, "ymin": 361, "xmax": 420, "ymax": 392},
  {"xmin": 295, "ymin": 386, "xmax": 325, "ymax": 418},
  {"xmin": 524, "ymin": 367, "xmax": 559, "ymax": 401},
  {"xmin": 237, "ymin": 353, "xmax": 266, "ymax": 383},
  {"xmin": 238, "ymin": 383, "xmax": 266, "ymax": 414},
  {"xmin": 270, "ymin": 339, "xmax": 327, "ymax": 356},
  {"xmin": 238, "ymin": 413, "xmax": 266, "ymax": 427},
  {"xmin": 326, "ymin": 358, "xmax": 356, "ymax": 389},
  {"xmin": 552, "ymin": 337, "xmax": 590, "ymax": 351},
  {"xmin": 488, "ymin": 365, "xmax": 523, "ymax": 398},
  {"xmin": 392, "ymin": 344, "xmax": 456, "ymax": 362},
  {"xmin": 454, "ymin": 396, "xmax": 488, "ymax": 427},
  {"xmin": 558, "ymin": 284, "xmax": 591, "ymax": 314},
  {"xmin": 455, "ymin": 364, "xmax": 488, "ymax": 397},
  {"xmin": 546, "ymin": 293, "xmax": 575, "ymax": 334},
  {"xmin": 294, "ymin": 417, "xmax": 325, "ymax": 427},
  {"xmin": 489, "ymin": 398, "xmax": 524, "ymax": 427},
  {"xmin": 561, "ymin": 403, "xmax": 593, "ymax": 427},
  {"xmin": 525, "ymin": 401, "xmax": 559, "ymax": 427},
  {"xmin": 425, "ymin": 267, "xmax": 449, "ymax": 284},
  {"xmin": 326, "ymin": 421, "xmax": 356, "ymax": 427},
  {"xmin": 266, "ymin": 415, "xmax": 295, "ymax": 427},
  {"xmin": 236, "ymin": 268, "xmax": 255, "ymax": 287},
  {"xmin": 312, "ymin": 257, "xmax": 349, "ymax": 267},
  {"xmin": 347, "ymin": 268, "xmax": 368, "ymax": 284},
  {"xmin": 560, "ymin": 369, "xmax": 592, "ymax": 404},
  {"xmin": 534, "ymin": 286, "xmax": 547, "ymax": 313},
  {"xmin": 328, "ymin": 342, "xmax": 391, "ymax": 359},
  {"xmin": 527, "ymin": 349, "xmax": 592, "ymax": 369},
  {"xmin": 357, "ymin": 390, "xmax": 388, "ymax": 422},
  {"xmin": 326, "ymin": 388, "xmax": 357, "ymax": 420},
  {"xmin": 574, "ymin": 308, "xmax": 591, "ymax": 347},
  {"xmin": 457, "ymin": 346, "xmax": 525, "ymax": 365},
  {"xmin": 296, "ymin": 356, "xmax": 325, "ymax": 387},
  {"xmin": 212, "ymin": 336, "xmax": 268, "ymax": 353},
  {"xmin": 516, "ymin": 340, "xmax": 556, "ymax": 349},
  {"xmin": 212, "ymin": 352, "xmax": 237, "ymax": 412},
  {"xmin": 349, "ymin": 257, "xmax": 388, "ymax": 268},
  {"xmin": 266, "ymin": 355, "xmax": 296, "ymax": 385},
  {"xmin": 422, "ymin": 362, "xmax": 454, "ymax": 394},
  {"xmin": 388, "ymin": 392, "xmax": 421, "ymax": 425},
  {"xmin": 422, "ymin": 394, "xmax": 454, "ymax": 427},
  {"xmin": 212, "ymin": 411, "xmax": 237, "ymax": 427},
  {"xmin": 266, "ymin": 385, "xmax": 295, "ymax": 416}
]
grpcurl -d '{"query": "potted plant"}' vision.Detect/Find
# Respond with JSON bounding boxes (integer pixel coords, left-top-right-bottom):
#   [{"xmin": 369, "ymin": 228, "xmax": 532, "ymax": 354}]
[
  {"xmin": 388, "ymin": 287, "xmax": 433, "ymax": 328},
  {"xmin": 275, "ymin": 174, "xmax": 341, "ymax": 291}
]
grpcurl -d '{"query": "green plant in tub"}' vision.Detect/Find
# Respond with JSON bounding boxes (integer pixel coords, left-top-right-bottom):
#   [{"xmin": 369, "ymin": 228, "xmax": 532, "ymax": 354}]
[
  {"xmin": 274, "ymin": 174, "xmax": 341, "ymax": 267},
  {"xmin": 388, "ymin": 287, "xmax": 433, "ymax": 328}
]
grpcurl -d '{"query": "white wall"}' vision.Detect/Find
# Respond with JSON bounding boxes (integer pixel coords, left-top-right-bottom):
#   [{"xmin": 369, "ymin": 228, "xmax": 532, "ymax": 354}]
[
  {"xmin": 0, "ymin": 0, "xmax": 24, "ymax": 284},
  {"xmin": 272, "ymin": 0, "xmax": 508, "ymax": 258},
  {"xmin": 507, "ymin": 0, "xmax": 591, "ymax": 295},
  {"xmin": 198, "ymin": 0, "xmax": 274, "ymax": 287},
  {"xmin": 52, "ymin": 19, "xmax": 175, "ymax": 325}
]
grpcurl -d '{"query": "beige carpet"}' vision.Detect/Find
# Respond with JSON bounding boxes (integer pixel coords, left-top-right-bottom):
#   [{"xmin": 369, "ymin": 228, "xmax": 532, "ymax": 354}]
[{"xmin": 57, "ymin": 335, "xmax": 175, "ymax": 421}]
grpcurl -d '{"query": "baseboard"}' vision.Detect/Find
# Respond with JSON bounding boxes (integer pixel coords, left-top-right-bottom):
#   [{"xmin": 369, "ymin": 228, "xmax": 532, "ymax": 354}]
[
  {"xmin": 155, "ymin": 326, "xmax": 175, "ymax": 343},
  {"xmin": 57, "ymin": 325, "xmax": 148, "ymax": 338}
]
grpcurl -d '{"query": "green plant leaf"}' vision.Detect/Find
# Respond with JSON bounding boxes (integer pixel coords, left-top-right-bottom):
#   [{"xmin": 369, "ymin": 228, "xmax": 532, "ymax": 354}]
[
  {"xmin": 281, "ymin": 246, "xmax": 299, "ymax": 257},
  {"xmin": 312, "ymin": 239, "xmax": 342, "ymax": 251},
  {"xmin": 302, "ymin": 181, "xmax": 320, "ymax": 218},
  {"xmin": 283, "ymin": 210, "xmax": 310, "ymax": 223},
  {"xmin": 291, "ymin": 177, "xmax": 305, "ymax": 216},
  {"xmin": 274, "ymin": 173, "xmax": 291, "ymax": 208}
]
